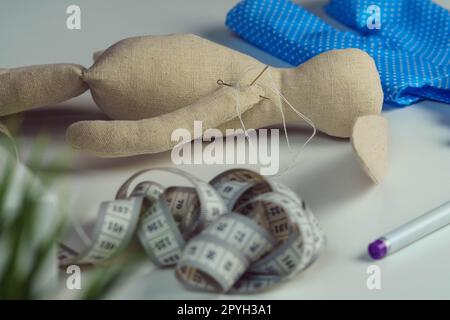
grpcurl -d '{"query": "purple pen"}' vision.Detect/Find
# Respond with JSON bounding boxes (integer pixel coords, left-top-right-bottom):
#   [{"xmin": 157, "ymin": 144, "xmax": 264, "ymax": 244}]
[{"xmin": 368, "ymin": 201, "xmax": 450, "ymax": 260}]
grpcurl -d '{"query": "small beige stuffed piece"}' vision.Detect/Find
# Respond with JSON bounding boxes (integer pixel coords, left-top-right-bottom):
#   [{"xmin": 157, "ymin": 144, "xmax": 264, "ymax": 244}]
[{"xmin": 0, "ymin": 34, "xmax": 388, "ymax": 183}]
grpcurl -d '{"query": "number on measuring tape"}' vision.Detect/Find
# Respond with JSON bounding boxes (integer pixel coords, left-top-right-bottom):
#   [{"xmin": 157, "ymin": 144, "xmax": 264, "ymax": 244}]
[{"xmin": 58, "ymin": 168, "xmax": 325, "ymax": 293}]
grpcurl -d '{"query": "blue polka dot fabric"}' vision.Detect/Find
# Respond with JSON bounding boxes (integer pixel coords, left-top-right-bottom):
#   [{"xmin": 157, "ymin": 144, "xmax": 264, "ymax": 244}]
[{"xmin": 226, "ymin": 0, "xmax": 450, "ymax": 106}]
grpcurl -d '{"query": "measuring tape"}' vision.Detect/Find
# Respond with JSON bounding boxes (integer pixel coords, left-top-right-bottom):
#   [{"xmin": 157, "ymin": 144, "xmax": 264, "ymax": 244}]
[{"xmin": 58, "ymin": 167, "xmax": 325, "ymax": 293}]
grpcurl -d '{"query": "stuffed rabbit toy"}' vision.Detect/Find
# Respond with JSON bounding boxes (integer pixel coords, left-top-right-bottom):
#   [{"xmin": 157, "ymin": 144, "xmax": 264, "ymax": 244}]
[{"xmin": 0, "ymin": 34, "xmax": 388, "ymax": 182}]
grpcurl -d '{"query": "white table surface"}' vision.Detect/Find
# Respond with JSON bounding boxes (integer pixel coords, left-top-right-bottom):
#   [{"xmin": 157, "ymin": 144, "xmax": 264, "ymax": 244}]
[{"xmin": 1, "ymin": 0, "xmax": 450, "ymax": 299}]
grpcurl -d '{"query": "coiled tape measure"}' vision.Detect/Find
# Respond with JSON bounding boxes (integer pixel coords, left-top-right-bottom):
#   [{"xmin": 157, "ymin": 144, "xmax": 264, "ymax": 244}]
[{"xmin": 58, "ymin": 167, "xmax": 325, "ymax": 293}]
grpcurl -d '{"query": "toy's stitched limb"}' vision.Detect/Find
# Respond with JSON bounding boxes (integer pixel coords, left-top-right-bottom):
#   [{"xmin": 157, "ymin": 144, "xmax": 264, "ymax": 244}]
[
  {"xmin": 66, "ymin": 85, "xmax": 264, "ymax": 157},
  {"xmin": 351, "ymin": 115, "xmax": 389, "ymax": 184},
  {"xmin": 0, "ymin": 64, "xmax": 88, "ymax": 117}
]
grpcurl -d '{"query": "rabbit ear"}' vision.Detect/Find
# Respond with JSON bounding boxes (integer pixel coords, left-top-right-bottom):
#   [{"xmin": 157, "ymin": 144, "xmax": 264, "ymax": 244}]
[
  {"xmin": 351, "ymin": 115, "xmax": 389, "ymax": 184},
  {"xmin": 0, "ymin": 64, "xmax": 88, "ymax": 117},
  {"xmin": 66, "ymin": 84, "xmax": 264, "ymax": 157}
]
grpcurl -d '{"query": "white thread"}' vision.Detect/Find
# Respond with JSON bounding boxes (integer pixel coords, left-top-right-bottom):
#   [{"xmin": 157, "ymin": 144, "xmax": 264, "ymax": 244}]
[
  {"xmin": 230, "ymin": 65, "xmax": 263, "ymax": 151},
  {"xmin": 234, "ymin": 64, "xmax": 262, "ymax": 138},
  {"xmin": 228, "ymin": 65, "xmax": 317, "ymax": 176},
  {"xmin": 265, "ymin": 67, "xmax": 317, "ymax": 176},
  {"xmin": 234, "ymin": 82, "xmax": 249, "ymax": 137}
]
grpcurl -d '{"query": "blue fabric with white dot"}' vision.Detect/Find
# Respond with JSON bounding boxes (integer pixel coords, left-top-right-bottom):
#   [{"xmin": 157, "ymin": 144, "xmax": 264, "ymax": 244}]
[{"xmin": 226, "ymin": 0, "xmax": 450, "ymax": 106}]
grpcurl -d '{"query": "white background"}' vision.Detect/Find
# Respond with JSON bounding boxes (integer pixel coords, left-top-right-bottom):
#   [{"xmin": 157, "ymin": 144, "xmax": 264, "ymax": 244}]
[{"xmin": 1, "ymin": 0, "xmax": 450, "ymax": 299}]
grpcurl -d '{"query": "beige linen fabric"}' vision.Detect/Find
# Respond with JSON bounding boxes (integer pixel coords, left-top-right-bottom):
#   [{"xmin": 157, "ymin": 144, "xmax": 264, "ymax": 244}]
[
  {"xmin": 352, "ymin": 115, "xmax": 389, "ymax": 184},
  {"xmin": 0, "ymin": 64, "xmax": 87, "ymax": 116},
  {"xmin": 0, "ymin": 34, "xmax": 387, "ymax": 181},
  {"xmin": 83, "ymin": 34, "xmax": 263, "ymax": 120},
  {"xmin": 280, "ymin": 48, "xmax": 383, "ymax": 137},
  {"xmin": 67, "ymin": 84, "xmax": 264, "ymax": 157}
]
